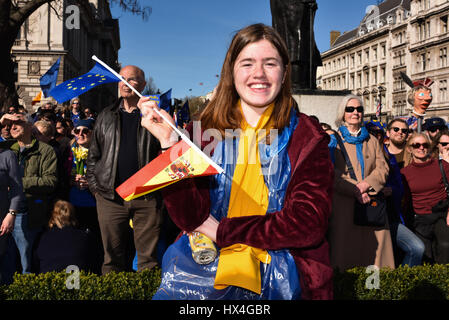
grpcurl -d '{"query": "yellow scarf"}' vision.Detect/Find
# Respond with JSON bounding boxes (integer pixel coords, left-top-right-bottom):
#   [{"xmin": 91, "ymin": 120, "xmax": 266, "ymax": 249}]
[{"xmin": 214, "ymin": 101, "xmax": 273, "ymax": 294}]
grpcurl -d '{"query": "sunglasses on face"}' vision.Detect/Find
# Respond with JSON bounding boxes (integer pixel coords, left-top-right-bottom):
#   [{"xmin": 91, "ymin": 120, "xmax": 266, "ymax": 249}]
[
  {"xmin": 439, "ymin": 142, "xmax": 449, "ymax": 147},
  {"xmin": 74, "ymin": 128, "xmax": 90, "ymax": 135},
  {"xmin": 411, "ymin": 142, "xmax": 430, "ymax": 149},
  {"xmin": 345, "ymin": 106, "xmax": 364, "ymax": 113},
  {"xmin": 391, "ymin": 127, "xmax": 409, "ymax": 134}
]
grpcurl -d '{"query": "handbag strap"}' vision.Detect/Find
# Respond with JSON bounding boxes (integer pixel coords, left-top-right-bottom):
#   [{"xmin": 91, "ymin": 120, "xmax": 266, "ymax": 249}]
[
  {"xmin": 438, "ymin": 158, "xmax": 449, "ymax": 198},
  {"xmin": 334, "ymin": 133, "xmax": 358, "ymax": 181}
]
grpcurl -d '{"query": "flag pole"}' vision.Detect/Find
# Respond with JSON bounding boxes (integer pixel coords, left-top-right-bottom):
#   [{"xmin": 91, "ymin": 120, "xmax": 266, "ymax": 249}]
[{"xmin": 91, "ymin": 55, "xmax": 223, "ymax": 174}]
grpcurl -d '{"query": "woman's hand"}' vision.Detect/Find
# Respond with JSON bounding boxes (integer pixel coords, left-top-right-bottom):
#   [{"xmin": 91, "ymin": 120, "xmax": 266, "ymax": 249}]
[
  {"xmin": 355, "ymin": 188, "xmax": 371, "ymax": 204},
  {"xmin": 194, "ymin": 215, "xmax": 219, "ymax": 243},
  {"xmin": 356, "ymin": 181, "xmax": 371, "ymax": 195},
  {"xmin": 138, "ymin": 97, "xmax": 177, "ymax": 149},
  {"xmin": 0, "ymin": 213, "xmax": 15, "ymax": 236},
  {"xmin": 76, "ymin": 174, "xmax": 89, "ymax": 190}
]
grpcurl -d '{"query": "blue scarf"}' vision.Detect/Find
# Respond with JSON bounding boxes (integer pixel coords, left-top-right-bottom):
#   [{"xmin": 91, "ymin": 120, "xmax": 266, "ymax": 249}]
[{"xmin": 338, "ymin": 126, "xmax": 369, "ymax": 179}]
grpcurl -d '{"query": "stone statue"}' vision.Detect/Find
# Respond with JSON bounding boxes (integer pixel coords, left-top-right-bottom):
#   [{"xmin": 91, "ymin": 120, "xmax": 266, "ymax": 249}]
[{"xmin": 270, "ymin": 0, "xmax": 322, "ymax": 91}]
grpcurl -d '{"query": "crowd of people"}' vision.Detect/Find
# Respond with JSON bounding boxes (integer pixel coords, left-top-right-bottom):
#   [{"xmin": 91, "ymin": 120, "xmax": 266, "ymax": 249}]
[
  {"xmin": 0, "ymin": 23, "xmax": 448, "ymax": 300},
  {"xmin": 321, "ymin": 96, "xmax": 449, "ymax": 272}
]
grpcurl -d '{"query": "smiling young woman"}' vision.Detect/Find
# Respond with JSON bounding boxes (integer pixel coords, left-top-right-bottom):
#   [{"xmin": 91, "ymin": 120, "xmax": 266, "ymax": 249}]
[
  {"xmin": 199, "ymin": 23, "xmax": 294, "ymax": 137},
  {"xmin": 139, "ymin": 23, "xmax": 334, "ymax": 300}
]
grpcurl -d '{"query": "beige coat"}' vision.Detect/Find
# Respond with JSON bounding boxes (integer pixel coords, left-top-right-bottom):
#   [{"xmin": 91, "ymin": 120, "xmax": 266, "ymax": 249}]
[{"xmin": 328, "ymin": 133, "xmax": 395, "ymax": 271}]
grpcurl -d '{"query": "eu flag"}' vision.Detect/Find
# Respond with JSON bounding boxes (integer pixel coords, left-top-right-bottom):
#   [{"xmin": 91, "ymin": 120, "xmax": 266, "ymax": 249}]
[
  {"xmin": 49, "ymin": 62, "xmax": 120, "ymax": 103},
  {"xmin": 159, "ymin": 89, "xmax": 172, "ymax": 114},
  {"xmin": 40, "ymin": 57, "xmax": 61, "ymax": 98},
  {"xmin": 145, "ymin": 94, "xmax": 161, "ymax": 106},
  {"xmin": 177, "ymin": 100, "xmax": 191, "ymax": 128}
]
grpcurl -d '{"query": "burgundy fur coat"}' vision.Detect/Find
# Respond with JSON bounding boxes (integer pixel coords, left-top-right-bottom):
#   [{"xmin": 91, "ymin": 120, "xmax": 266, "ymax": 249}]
[{"xmin": 162, "ymin": 111, "xmax": 334, "ymax": 300}]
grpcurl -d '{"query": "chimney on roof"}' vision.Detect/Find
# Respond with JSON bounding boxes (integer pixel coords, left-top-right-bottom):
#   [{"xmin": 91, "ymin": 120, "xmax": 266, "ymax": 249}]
[{"xmin": 330, "ymin": 30, "xmax": 341, "ymax": 47}]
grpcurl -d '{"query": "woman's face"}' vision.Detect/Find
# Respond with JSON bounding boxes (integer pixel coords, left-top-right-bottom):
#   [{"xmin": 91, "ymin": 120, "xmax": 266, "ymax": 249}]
[
  {"xmin": 74, "ymin": 126, "xmax": 92, "ymax": 146},
  {"xmin": 233, "ymin": 39, "xmax": 285, "ymax": 110},
  {"xmin": 410, "ymin": 136, "xmax": 430, "ymax": 161},
  {"xmin": 438, "ymin": 134, "xmax": 449, "ymax": 154},
  {"xmin": 343, "ymin": 99, "xmax": 363, "ymax": 127}
]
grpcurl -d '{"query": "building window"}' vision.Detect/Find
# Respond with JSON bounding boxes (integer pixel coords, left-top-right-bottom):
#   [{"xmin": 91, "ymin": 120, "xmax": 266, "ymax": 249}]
[
  {"xmin": 381, "ymin": 66, "xmax": 386, "ymax": 83},
  {"xmin": 350, "ymin": 54, "xmax": 355, "ymax": 67},
  {"xmin": 441, "ymin": 15, "xmax": 448, "ymax": 34},
  {"xmin": 357, "ymin": 72, "xmax": 362, "ymax": 88},
  {"xmin": 440, "ymin": 80, "xmax": 448, "ymax": 102},
  {"xmin": 381, "ymin": 44, "xmax": 386, "ymax": 58},
  {"xmin": 418, "ymin": 53, "xmax": 428, "ymax": 71},
  {"xmin": 440, "ymin": 47, "xmax": 448, "ymax": 67},
  {"xmin": 365, "ymin": 49, "xmax": 370, "ymax": 62},
  {"xmin": 365, "ymin": 70, "xmax": 370, "ymax": 86}
]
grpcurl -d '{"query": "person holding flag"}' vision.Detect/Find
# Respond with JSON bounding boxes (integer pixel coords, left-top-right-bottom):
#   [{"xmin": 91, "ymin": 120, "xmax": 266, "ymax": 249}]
[
  {"xmin": 138, "ymin": 23, "xmax": 333, "ymax": 300},
  {"xmin": 86, "ymin": 65, "xmax": 163, "ymax": 274}
]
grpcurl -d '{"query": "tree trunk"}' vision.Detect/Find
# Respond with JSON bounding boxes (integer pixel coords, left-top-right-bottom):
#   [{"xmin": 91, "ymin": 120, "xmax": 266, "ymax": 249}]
[{"xmin": 0, "ymin": 45, "xmax": 19, "ymax": 112}]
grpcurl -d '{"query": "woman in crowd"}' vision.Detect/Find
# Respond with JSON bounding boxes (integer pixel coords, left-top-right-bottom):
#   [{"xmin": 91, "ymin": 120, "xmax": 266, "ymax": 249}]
[
  {"xmin": 33, "ymin": 200, "xmax": 95, "ymax": 273},
  {"xmin": 328, "ymin": 94, "xmax": 395, "ymax": 270},
  {"xmin": 67, "ymin": 98, "xmax": 85, "ymax": 127},
  {"xmin": 401, "ymin": 133, "xmax": 449, "ymax": 264},
  {"xmin": 432, "ymin": 129, "xmax": 449, "ymax": 163},
  {"xmin": 383, "ymin": 119, "xmax": 424, "ymax": 267},
  {"xmin": 138, "ymin": 23, "xmax": 334, "ymax": 300},
  {"xmin": 0, "ymin": 147, "xmax": 24, "ymax": 284},
  {"xmin": 69, "ymin": 118, "xmax": 102, "ymax": 273}
]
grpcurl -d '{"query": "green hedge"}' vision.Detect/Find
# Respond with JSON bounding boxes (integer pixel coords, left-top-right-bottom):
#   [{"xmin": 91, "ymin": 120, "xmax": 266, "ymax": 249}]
[
  {"xmin": 334, "ymin": 264, "xmax": 449, "ymax": 300},
  {"xmin": 2, "ymin": 264, "xmax": 449, "ymax": 300},
  {"xmin": 1, "ymin": 268, "xmax": 161, "ymax": 300}
]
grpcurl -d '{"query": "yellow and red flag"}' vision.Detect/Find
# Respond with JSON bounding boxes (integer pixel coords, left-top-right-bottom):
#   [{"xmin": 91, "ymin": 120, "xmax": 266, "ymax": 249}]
[
  {"xmin": 31, "ymin": 91, "xmax": 42, "ymax": 106},
  {"xmin": 116, "ymin": 139, "xmax": 221, "ymax": 201}
]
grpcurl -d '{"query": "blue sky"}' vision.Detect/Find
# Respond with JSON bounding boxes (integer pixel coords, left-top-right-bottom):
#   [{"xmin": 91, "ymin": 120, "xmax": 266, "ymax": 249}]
[{"xmin": 111, "ymin": 0, "xmax": 379, "ymax": 99}]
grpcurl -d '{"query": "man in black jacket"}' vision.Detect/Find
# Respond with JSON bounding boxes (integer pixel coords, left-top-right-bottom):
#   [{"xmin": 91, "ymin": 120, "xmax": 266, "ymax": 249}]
[{"xmin": 86, "ymin": 65, "xmax": 163, "ymax": 274}]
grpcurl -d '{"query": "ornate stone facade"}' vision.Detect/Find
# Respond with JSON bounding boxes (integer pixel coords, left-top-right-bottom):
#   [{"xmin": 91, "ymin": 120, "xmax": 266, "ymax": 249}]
[
  {"xmin": 11, "ymin": 0, "xmax": 120, "ymax": 112},
  {"xmin": 319, "ymin": 0, "xmax": 449, "ymax": 121}
]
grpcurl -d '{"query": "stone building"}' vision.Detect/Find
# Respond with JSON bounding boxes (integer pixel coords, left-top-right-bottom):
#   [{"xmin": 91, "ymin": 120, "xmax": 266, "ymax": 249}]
[
  {"xmin": 11, "ymin": 0, "xmax": 120, "ymax": 112},
  {"xmin": 319, "ymin": 0, "xmax": 449, "ymax": 122}
]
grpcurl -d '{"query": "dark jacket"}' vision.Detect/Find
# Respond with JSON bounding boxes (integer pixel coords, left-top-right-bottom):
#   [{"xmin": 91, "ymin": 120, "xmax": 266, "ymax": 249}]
[
  {"xmin": 33, "ymin": 226, "xmax": 94, "ymax": 273},
  {"xmin": 0, "ymin": 139, "xmax": 58, "ymax": 229},
  {"xmin": 162, "ymin": 111, "xmax": 334, "ymax": 300},
  {"xmin": 86, "ymin": 99, "xmax": 161, "ymax": 201}
]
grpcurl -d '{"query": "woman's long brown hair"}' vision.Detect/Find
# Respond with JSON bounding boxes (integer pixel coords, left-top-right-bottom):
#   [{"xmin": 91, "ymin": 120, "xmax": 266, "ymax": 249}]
[{"xmin": 200, "ymin": 23, "xmax": 296, "ymax": 137}]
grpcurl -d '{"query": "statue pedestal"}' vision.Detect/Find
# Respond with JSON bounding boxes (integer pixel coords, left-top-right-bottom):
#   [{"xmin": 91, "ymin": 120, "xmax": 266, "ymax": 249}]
[{"xmin": 292, "ymin": 89, "xmax": 350, "ymax": 129}]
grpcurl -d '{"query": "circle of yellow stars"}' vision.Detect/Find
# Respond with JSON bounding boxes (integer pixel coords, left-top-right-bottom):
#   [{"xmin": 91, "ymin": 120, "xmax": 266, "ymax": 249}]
[{"xmin": 66, "ymin": 74, "xmax": 108, "ymax": 91}]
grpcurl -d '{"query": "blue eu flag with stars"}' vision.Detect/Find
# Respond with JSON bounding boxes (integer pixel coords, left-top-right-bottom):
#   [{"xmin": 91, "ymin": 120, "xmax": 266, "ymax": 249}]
[{"xmin": 49, "ymin": 62, "xmax": 120, "ymax": 103}]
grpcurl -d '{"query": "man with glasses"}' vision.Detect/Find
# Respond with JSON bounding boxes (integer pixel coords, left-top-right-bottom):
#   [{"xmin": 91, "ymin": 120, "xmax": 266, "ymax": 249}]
[
  {"xmin": 86, "ymin": 65, "xmax": 163, "ymax": 274},
  {"xmin": 383, "ymin": 118, "xmax": 425, "ymax": 267},
  {"xmin": 0, "ymin": 112, "xmax": 57, "ymax": 280},
  {"xmin": 423, "ymin": 117, "xmax": 447, "ymax": 143}
]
